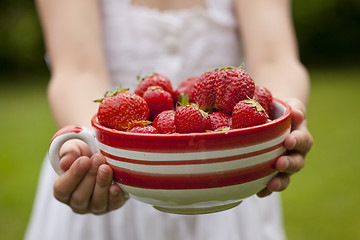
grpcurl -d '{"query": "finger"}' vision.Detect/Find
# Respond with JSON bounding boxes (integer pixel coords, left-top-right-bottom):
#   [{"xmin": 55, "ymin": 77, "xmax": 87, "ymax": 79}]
[
  {"xmin": 276, "ymin": 154, "xmax": 305, "ymax": 174},
  {"xmin": 69, "ymin": 154, "xmax": 106, "ymax": 211},
  {"xmin": 286, "ymin": 98, "xmax": 306, "ymax": 116},
  {"xmin": 257, "ymin": 187, "xmax": 272, "ymax": 198},
  {"xmin": 290, "ymin": 108, "xmax": 305, "ymax": 129},
  {"xmin": 284, "ymin": 128, "xmax": 313, "ymax": 155},
  {"xmin": 60, "ymin": 151, "xmax": 81, "ymax": 171},
  {"xmin": 257, "ymin": 172, "xmax": 291, "ymax": 198},
  {"xmin": 268, "ymin": 173, "xmax": 290, "ymax": 192},
  {"xmin": 285, "ymin": 98, "xmax": 306, "ymax": 129},
  {"xmin": 89, "ymin": 164, "xmax": 113, "ymax": 214},
  {"xmin": 59, "ymin": 139, "xmax": 93, "ymax": 170},
  {"xmin": 108, "ymin": 184, "xmax": 128, "ymax": 211},
  {"xmin": 53, "ymin": 156, "xmax": 92, "ymax": 203}
]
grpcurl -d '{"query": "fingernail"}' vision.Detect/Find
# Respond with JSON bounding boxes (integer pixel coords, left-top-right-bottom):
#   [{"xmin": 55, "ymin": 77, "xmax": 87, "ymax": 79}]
[
  {"xmin": 285, "ymin": 136, "xmax": 296, "ymax": 150},
  {"xmin": 98, "ymin": 167, "xmax": 110, "ymax": 180},
  {"xmin": 275, "ymin": 183, "xmax": 281, "ymax": 191},
  {"xmin": 281, "ymin": 158, "xmax": 289, "ymax": 171},
  {"xmin": 274, "ymin": 180, "xmax": 282, "ymax": 191},
  {"xmin": 287, "ymin": 137, "xmax": 296, "ymax": 150},
  {"xmin": 110, "ymin": 186, "xmax": 120, "ymax": 197},
  {"xmin": 257, "ymin": 188, "xmax": 272, "ymax": 198},
  {"xmin": 93, "ymin": 154, "xmax": 105, "ymax": 166}
]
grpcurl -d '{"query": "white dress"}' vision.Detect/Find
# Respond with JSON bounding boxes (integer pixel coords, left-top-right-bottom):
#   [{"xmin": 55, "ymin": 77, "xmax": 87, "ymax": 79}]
[{"xmin": 25, "ymin": 0, "xmax": 286, "ymax": 239}]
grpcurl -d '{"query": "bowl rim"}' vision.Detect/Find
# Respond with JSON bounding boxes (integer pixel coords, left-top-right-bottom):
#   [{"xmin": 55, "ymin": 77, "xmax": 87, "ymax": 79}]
[{"xmin": 91, "ymin": 98, "xmax": 291, "ymax": 139}]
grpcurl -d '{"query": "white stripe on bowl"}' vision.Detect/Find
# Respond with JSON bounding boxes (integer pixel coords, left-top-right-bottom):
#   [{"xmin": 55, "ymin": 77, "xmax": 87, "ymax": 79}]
[
  {"xmin": 96, "ymin": 129, "xmax": 290, "ymax": 161},
  {"xmin": 119, "ymin": 173, "xmax": 276, "ymax": 207},
  {"xmin": 105, "ymin": 146, "xmax": 285, "ymax": 174}
]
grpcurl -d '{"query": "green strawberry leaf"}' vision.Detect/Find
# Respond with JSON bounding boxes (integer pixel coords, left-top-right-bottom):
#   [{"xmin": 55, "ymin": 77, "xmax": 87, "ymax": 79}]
[
  {"xmin": 94, "ymin": 86, "xmax": 128, "ymax": 103},
  {"xmin": 177, "ymin": 93, "xmax": 190, "ymax": 106}
]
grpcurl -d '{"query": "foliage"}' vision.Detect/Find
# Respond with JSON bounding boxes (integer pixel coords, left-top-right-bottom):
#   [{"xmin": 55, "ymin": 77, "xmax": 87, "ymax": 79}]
[
  {"xmin": 0, "ymin": 0, "xmax": 359, "ymax": 74},
  {"xmin": 293, "ymin": 0, "xmax": 360, "ymax": 66},
  {"xmin": 0, "ymin": 1, "xmax": 47, "ymax": 74}
]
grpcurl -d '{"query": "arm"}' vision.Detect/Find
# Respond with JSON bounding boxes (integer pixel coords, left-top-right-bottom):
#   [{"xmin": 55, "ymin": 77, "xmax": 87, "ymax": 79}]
[
  {"xmin": 234, "ymin": 0, "xmax": 313, "ymax": 197},
  {"xmin": 38, "ymin": 0, "xmax": 110, "ymax": 127},
  {"xmin": 36, "ymin": 0, "xmax": 126, "ymax": 213}
]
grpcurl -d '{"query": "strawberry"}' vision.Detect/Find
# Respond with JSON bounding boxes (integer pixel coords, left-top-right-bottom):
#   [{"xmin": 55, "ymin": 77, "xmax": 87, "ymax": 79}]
[
  {"xmin": 174, "ymin": 76, "xmax": 199, "ymax": 104},
  {"xmin": 152, "ymin": 110, "xmax": 176, "ymax": 134},
  {"xmin": 96, "ymin": 89, "xmax": 150, "ymax": 130},
  {"xmin": 192, "ymin": 70, "xmax": 218, "ymax": 111},
  {"xmin": 231, "ymin": 99, "xmax": 269, "ymax": 129},
  {"xmin": 175, "ymin": 105, "xmax": 211, "ymax": 133},
  {"xmin": 128, "ymin": 124, "xmax": 159, "ymax": 134},
  {"xmin": 143, "ymin": 86, "xmax": 174, "ymax": 121},
  {"xmin": 214, "ymin": 67, "xmax": 255, "ymax": 114},
  {"xmin": 209, "ymin": 112, "xmax": 231, "ymax": 131},
  {"xmin": 135, "ymin": 73, "xmax": 174, "ymax": 97},
  {"xmin": 192, "ymin": 67, "xmax": 255, "ymax": 114},
  {"xmin": 253, "ymin": 86, "xmax": 274, "ymax": 119}
]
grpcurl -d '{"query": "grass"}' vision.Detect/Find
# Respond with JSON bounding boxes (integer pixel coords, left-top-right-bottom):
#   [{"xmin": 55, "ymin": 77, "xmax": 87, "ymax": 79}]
[
  {"xmin": 282, "ymin": 67, "xmax": 360, "ymax": 239},
  {"xmin": 0, "ymin": 68, "xmax": 359, "ymax": 239},
  {"xmin": 0, "ymin": 73, "xmax": 56, "ymax": 239}
]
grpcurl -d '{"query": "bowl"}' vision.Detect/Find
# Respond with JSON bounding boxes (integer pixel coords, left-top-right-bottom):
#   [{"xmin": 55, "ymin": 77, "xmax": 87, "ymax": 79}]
[
  {"xmin": 93, "ymin": 99, "xmax": 291, "ymax": 214},
  {"xmin": 49, "ymin": 99, "xmax": 291, "ymax": 215}
]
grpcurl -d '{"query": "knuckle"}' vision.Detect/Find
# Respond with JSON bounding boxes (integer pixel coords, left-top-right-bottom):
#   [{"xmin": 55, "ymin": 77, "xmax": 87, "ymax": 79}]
[
  {"xmin": 97, "ymin": 172, "xmax": 112, "ymax": 188},
  {"xmin": 109, "ymin": 194, "xmax": 128, "ymax": 211},
  {"xmin": 90, "ymin": 204, "xmax": 107, "ymax": 215},
  {"xmin": 307, "ymin": 134, "xmax": 314, "ymax": 150},
  {"xmin": 275, "ymin": 173, "xmax": 290, "ymax": 192},
  {"xmin": 54, "ymin": 193, "xmax": 68, "ymax": 203},
  {"xmin": 70, "ymin": 194, "xmax": 89, "ymax": 210},
  {"xmin": 87, "ymin": 166, "xmax": 99, "ymax": 178},
  {"xmin": 289, "ymin": 156, "xmax": 304, "ymax": 173},
  {"xmin": 53, "ymin": 184, "xmax": 70, "ymax": 203},
  {"xmin": 71, "ymin": 207, "xmax": 88, "ymax": 215},
  {"xmin": 282, "ymin": 175, "xmax": 291, "ymax": 189}
]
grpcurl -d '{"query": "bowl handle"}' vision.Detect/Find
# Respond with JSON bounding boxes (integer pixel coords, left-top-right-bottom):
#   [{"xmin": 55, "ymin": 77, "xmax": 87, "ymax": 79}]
[{"xmin": 48, "ymin": 125, "xmax": 99, "ymax": 175}]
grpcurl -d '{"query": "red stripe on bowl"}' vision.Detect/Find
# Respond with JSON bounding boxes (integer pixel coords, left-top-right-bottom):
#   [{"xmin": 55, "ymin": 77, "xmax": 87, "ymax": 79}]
[
  {"xmin": 101, "ymin": 143, "xmax": 283, "ymax": 165},
  {"xmin": 109, "ymin": 158, "xmax": 277, "ymax": 190},
  {"xmin": 92, "ymin": 100, "xmax": 291, "ymax": 153},
  {"xmin": 94, "ymin": 125, "xmax": 290, "ymax": 153}
]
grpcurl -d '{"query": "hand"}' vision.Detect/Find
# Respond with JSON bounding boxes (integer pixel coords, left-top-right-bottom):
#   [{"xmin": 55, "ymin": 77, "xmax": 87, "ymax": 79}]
[
  {"xmin": 257, "ymin": 98, "xmax": 313, "ymax": 197},
  {"xmin": 53, "ymin": 139, "xmax": 128, "ymax": 214}
]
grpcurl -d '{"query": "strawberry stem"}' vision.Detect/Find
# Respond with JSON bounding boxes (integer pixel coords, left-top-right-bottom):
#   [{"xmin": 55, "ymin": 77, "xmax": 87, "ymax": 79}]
[
  {"xmin": 177, "ymin": 93, "xmax": 190, "ymax": 106},
  {"xmin": 93, "ymin": 86, "xmax": 128, "ymax": 102}
]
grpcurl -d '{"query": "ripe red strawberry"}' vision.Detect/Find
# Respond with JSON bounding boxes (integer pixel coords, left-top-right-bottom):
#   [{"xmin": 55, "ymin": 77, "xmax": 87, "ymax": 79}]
[
  {"xmin": 128, "ymin": 124, "xmax": 159, "ymax": 134},
  {"xmin": 215, "ymin": 67, "xmax": 255, "ymax": 114},
  {"xmin": 253, "ymin": 86, "xmax": 274, "ymax": 119},
  {"xmin": 174, "ymin": 76, "xmax": 199, "ymax": 104},
  {"xmin": 143, "ymin": 86, "xmax": 174, "ymax": 120},
  {"xmin": 192, "ymin": 67, "xmax": 255, "ymax": 114},
  {"xmin": 192, "ymin": 70, "xmax": 218, "ymax": 111},
  {"xmin": 96, "ymin": 89, "xmax": 150, "ymax": 130},
  {"xmin": 152, "ymin": 110, "xmax": 176, "ymax": 134},
  {"xmin": 209, "ymin": 112, "xmax": 231, "ymax": 131},
  {"xmin": 231, "ymin": 99, "xmax": 269, "ymax": 129},
  {"xmin": 175, "ymin": 105, "xmax": 211, "ymax": 133},
  {"xmin": 135, "ymin": 73, "xmax": 174, "ymax": 97}
]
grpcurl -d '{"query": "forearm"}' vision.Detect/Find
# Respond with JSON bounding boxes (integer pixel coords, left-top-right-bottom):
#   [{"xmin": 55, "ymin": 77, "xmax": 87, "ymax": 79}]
[
  {"xmin": 48, "ymin": 71, "xmax": 110, "ymax": 129},
  {"xmin": 235, "ymin": 0, "xmax": 310, "ymax": 105},
  {"xmin": 36, "ymin": 0, "xmax": 111, "ymax": 128},
  {"xmin": 247, "ymin": 59, "xmax": 310, "ymax": 106}
]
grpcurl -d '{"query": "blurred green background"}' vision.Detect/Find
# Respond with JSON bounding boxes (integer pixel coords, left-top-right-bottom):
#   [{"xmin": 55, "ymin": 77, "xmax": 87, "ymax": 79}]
[{"xmin": 0, "ymin": 0, "xmax": 359, "ymax": 239}]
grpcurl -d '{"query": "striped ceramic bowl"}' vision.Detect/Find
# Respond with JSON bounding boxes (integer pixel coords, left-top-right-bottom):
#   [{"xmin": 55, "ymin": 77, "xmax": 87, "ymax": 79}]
[{"xmin": 49, "ymin": 99, "xmax": 291, "ymax": 214}]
